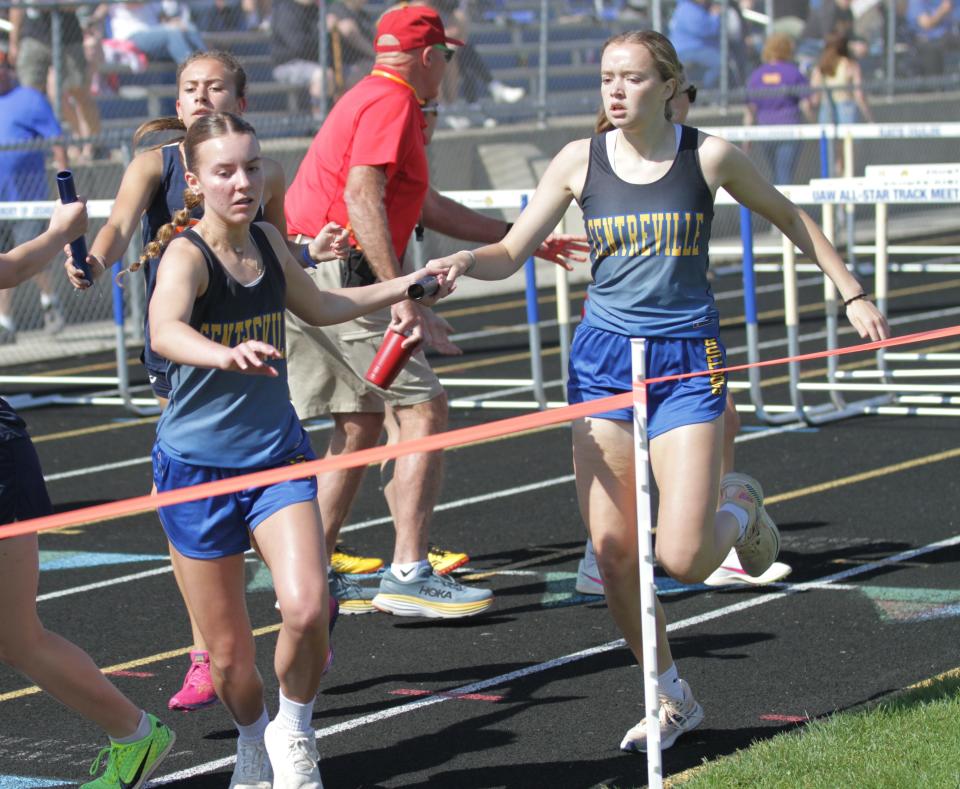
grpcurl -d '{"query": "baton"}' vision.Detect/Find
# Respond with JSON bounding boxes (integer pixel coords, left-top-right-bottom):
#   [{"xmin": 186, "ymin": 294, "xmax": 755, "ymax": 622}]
[
  {"xmin": 407, "ymin": 275, "xmax": 439, "ymax": 301},
  {"xmin": 56, "ymin": 170, "xmax": 90, "ymax": 281}
]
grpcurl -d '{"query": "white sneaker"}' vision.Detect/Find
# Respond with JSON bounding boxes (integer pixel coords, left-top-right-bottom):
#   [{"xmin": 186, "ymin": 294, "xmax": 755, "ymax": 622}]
[
  {"xmin": 229, "ymin": 738, "xmax": 273, "ymax": 789},
  {"xmin": 575, "ymin": 540, "xmax": 604, "ymax": 595},
  {"xmin": 704, "ymin": 548, "xmax": 792, "ymax": 587},
  {"xmin": 620, "ymin": 679, "xmax": 704, "ymax": 752},
  {"xmin": 489, "ymin": 79, "xmax": 525, "ymax": 103},
  {"xmin": 264, "ymin": 720, "xmax": 323, "ymax": 788},
  {"xmin": 721, "ymin": 472, "xmax": 780, "ymax": 577}
]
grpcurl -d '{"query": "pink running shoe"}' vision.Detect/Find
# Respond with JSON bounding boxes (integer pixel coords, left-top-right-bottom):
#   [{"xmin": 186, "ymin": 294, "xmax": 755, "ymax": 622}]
[{"xmin": 168, "ymin": 650, "xmax": 218, "ymax": 711}]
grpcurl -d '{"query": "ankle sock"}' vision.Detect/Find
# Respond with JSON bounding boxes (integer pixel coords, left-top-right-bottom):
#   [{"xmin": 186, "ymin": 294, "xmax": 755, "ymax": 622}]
[
  {"xmin": 277, "ymin": 690, "xmax": 315, "ymax": 733},
  {"xmin": 658, "ymin": 664, "xmax": 684, "ymax": 702},
  {"xmin": 112, "ymin": 710, "xmax": 151, "ymax": 744},
  {"xmin": 235, "ymin": 708, "xmax": 269, "ymax": 743},
  {"xmin": 719, "ymin": 502, "xmax": 749, "ymax": 540},
  {"xmin": 391, "ymin": 559, "xmax": 429, "ymax": 581}
]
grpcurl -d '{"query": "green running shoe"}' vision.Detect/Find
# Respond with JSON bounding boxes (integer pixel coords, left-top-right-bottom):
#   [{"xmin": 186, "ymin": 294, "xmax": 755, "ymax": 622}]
[{"xmin": 82, "ymin": 713, "xmax": 175, "ymax": 788}]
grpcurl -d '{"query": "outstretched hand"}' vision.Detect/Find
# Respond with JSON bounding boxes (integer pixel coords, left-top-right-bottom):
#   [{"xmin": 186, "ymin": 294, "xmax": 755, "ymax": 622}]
[
  {"xmin": 220, "ymin": 340, "xmax": 282, "ymax": 376},
  {"xmin": 846, "ymin": 298, "xmax": 890, "ymax": 342},
  {"xmin": 63, "ymin": 245, "xmax": 105, "ymax": 289},
  {"xmin": 534, "ymin": 233, "xmax": 590, "ymax": 270},
  {"xmin": 389, "ymin": 300, "xmax": 462, "ymax": 356},
  {"xmin": 310, "ymin": 222, "xmax": 351, "ymax": 261}
]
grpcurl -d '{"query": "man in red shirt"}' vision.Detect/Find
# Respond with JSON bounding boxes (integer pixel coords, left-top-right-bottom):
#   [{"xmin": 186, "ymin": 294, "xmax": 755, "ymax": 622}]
[{"xmin": 285, "ymin": 5, "xmax": 585, "ymax": 619}]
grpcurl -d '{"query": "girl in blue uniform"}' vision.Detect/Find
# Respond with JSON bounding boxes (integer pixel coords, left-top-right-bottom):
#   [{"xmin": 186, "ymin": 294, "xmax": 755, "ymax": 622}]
[
  {"xmin": 428, "ymin": 31, "xmax": 889, "ymax": 752},
  {"xmin": 63, "ymin": 50, "xmax": 347, "ymax": 712},
  {"xmin": 0, "ymin": 200, "xmax": 174, "ymax": 788},
  {"xmin": 148, "ymin": 111, "xmax": 450, "ymax": 788}
]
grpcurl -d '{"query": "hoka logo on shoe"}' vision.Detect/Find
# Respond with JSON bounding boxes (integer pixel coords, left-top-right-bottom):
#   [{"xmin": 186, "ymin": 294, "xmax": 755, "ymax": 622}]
[{"xmin": 419, "ymin": 585, "xmax": 453, "ymax": 598}]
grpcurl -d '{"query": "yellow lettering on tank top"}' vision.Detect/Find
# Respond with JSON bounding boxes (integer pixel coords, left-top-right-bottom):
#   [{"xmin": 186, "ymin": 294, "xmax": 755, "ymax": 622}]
[
  {"xmin": 692, "ymin": 213, "xmax": 703, "ymax": 255},
  {"xmin": 671, "ymin": 212, "xmax": 683, "ymax": 255},
  {"xmin": 626, "ymin": 214, "xmax": 639, "ymax": 255},
  {"xmin": 639, "ymin": 214, "xmax": 650, "ymax": 255},
  {"xmin": 681, "ymin": 212, "xmax": 694, "ymax": 255},
  {"xmin": 651, "ymin": 213, "xmax": 665, "ymax": 255},
  {"xmin": 600, "ymin": 217, "xmax": 616, "ymax": 256},
  {"xmin": 613, "ymin": 215, "xmax": 628, "ymax": 256},
  {"xmin": 252, "ymin": 315, "xmax": 263, "ymax": 340}
]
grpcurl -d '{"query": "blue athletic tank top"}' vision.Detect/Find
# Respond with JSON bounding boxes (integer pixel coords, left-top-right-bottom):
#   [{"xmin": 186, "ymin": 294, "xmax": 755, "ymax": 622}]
[
  {"xmin": 140, "ymin": 143, "xmax": 264, "ymax": 374},
  {"xmin": 579, "ymin": 125, "xmax": 718, "ymax": 338},
  {"xmin": 156, "ymin": 224, "xmax": 303, "ymax": 468}
]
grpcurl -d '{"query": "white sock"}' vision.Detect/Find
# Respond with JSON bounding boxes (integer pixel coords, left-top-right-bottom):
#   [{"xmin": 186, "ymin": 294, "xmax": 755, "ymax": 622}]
[
  {"xmin": 112, "ymin": 710, "xmax": 151, "ymax": 744},
  {"xmin": 391, "ymin": 559, "xmax": 429, "ymax": 581},
  {"xmin": 658, "ymin": 664, "xmax": 684, "ymax": 702},
  {"xmin": 718, "ymin": 502, "xmax": 749, "ymax": 541},
  {"xmin": 0, "ymin": 315, "xmax": 14, "ymax": 331},
  {"xmin": 40, "ymin": 292, "xmax": 58, "ymax": 309},
  {"xmin": 235, "ymin": 707, "xmax": 269, "ymax": 743},
  {"xmin": 276, "ymin": 690, "xmax": 315, "ymax": 733}
]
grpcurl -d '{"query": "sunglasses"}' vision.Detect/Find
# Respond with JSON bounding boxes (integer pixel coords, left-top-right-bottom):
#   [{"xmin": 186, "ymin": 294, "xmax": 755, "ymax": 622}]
[
  {"xmin": 682, "ymin": 84, "xmax": 697, "ymax": 103},
  {"xmin": 432, "ymin": 44, "xmax": 455, "ymax": 62}
]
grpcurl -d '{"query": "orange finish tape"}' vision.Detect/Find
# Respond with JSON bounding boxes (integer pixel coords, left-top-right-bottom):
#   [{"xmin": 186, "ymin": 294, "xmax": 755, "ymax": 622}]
[{"xmin": 3, "ymin": 324, "xmax": 958, "ymax": 540}]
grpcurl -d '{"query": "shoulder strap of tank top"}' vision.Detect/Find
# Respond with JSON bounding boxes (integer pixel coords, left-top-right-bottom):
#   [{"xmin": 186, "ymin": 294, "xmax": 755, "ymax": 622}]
[{"xmin": 678, "ymin": 125, "xmax": 699, "ymax": 152}]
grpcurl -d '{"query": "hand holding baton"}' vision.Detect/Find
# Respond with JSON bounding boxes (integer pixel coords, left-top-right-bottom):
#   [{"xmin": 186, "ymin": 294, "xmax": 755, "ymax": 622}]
[
  {"xmin": 407, "ymin": 275, "xmax": 439, "ymax": 301},
  {"xmin": 56, "ymin": 170, "xmax": 91, "ymax": 282}
]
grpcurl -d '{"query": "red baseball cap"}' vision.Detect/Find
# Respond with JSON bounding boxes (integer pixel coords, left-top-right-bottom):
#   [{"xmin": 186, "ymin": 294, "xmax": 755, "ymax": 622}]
[{"xmin": 374, "ymin": 5, "xmax": 465, "ymax": 53}]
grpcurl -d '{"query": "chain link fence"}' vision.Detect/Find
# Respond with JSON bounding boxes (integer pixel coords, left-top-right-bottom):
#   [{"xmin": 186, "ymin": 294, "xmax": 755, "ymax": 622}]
[{"xmin": 0, "ymin": 0, "xmax": 958, "ymax": 381}]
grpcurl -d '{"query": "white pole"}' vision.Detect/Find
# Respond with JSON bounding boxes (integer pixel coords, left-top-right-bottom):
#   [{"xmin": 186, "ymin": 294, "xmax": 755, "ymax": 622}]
[{"xmin": 630, "ymin": 337, "xmax": 662, "ymax": 789}]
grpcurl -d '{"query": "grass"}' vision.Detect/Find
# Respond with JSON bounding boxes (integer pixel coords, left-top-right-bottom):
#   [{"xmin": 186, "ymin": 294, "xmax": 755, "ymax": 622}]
[{"xmin": 668, "ymin": 670, "xmax": 960, "ymax": 789}]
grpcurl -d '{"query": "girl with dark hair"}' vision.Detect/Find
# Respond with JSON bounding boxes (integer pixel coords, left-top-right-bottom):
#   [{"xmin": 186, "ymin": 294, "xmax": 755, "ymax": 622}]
[
  {"xmin": 428, "ymin": 29, "xmax": 888, "ymax": 752},
  {"xmin": 64, "ymin": 49, "xmax": 346, "ymax": 714},
  {"xmin": 148, "ymin": 110, "xmax": 450, "ymax": 787}
]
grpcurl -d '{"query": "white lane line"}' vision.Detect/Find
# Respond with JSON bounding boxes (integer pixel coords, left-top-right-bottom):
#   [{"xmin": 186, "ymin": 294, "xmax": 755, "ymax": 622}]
[
  {"xmin": 36, "ymin": 565, "xmax": 173, "ymax": 602},
  {"xmin": 149, "ymin": 531, "xmax": 960, "ymax": 785},
  {"xmin": 38, "ymin": 421, "xmax": 811, "ymax": 603}
]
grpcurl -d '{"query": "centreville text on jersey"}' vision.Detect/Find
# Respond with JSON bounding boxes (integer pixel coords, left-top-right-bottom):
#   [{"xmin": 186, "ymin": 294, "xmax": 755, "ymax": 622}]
[{"xmin": 585, "ymin": 211, "xmax": 706, "ymax": 260}]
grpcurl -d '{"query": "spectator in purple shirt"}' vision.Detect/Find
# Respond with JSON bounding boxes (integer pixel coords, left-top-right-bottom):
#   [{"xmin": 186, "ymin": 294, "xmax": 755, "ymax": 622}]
[{"xmin": 744, "ymin": 33, "xmax": 811, "ymax": 185}]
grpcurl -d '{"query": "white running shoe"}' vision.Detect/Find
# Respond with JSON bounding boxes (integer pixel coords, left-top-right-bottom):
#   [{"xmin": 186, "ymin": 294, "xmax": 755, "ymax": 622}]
[
  {"xmin": 575, "ymin": 539, "xmax": 605, "ymax": 595},
  {"xmin": 229, "ymin": 738, "xmax": 272, "ymax": 789},
  {"xmin": 721, "ymin": 473, "xmax": 780, "ymax": 577},
  {"xmin": 489, "ymin": 79, "xmax": 526, "ymax": 103},
  {"xmin": 264, "ymin": 720, "xmax": 323, "ymax": 788},
  {"xmin": 620, "ymin": 679, "xmax": 704, "ymax": 753},
  {"xmin": 704, "ymin": 548, "xmax": 792, "ymax": 587}
]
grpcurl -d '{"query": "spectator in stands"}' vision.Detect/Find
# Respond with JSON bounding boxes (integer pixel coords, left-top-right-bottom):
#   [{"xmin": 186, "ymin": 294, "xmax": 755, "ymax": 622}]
[
  {"xmin": 195, "ymin": 1, "xmax": 246, "ymax": 32},
  {"xmin": 419, "ymin": 0, "xmax": 525, "ymax": 107},
  {"xmin": 798, "ymin": 0, "xmax": 869, "ymax": 61},
  {"xmin": 744, "ymin": 33, "xmax": 811, "ymax": 185},
  {"xmin": 271, "ymin": 0, "xmax": 330, "ymax": 119},
  {"xmin": 906, "ymin": 0, "xmax": 953, "ymax": 74},
  {"xmin": 668, "ymin": 0, "xmax": 725, "ymax": 89},
  {"xmin": 0, "ymin": 46, "xmax": 67, "ymax": 343},
  {"xmin": 9, "ymin": 2, "xmax": 102, "ymax": 164},
  {"xmin": 327, "ymin": 0, "xmax": 378, "ymax": 95},
  {"xmin": 107, "ymin": 2, "xmax": 205, "ymax": 65},
  {"xmin": 810, "ymin": 33, "xmax": 873, "ymax": 176},
  {"xmin": 810, "ymin": 33, "xmax": 873, "ymax": 125}
]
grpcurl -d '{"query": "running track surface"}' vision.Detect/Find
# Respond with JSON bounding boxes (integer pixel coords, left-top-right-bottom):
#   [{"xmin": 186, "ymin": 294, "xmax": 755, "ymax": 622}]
[{"xmin": 2, "ymin": 267, "xmax": 960, "ymax": 789}]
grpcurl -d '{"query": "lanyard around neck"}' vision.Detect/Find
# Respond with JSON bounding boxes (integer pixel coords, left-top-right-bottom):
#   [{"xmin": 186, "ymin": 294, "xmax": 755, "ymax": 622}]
[{"xmin": 370, "ymin": 68, "xmax": 425, "ymax": 106}]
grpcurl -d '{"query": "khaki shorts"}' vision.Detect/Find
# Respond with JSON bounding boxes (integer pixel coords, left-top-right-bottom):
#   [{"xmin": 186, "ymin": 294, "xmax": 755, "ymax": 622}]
[
  {"xmin": 286, "ymin": 262, "xmax": 444, "ymax": 419},
  {"xmin": 16, "ymin": 39, "xmax": 87, "ymax": 91}
]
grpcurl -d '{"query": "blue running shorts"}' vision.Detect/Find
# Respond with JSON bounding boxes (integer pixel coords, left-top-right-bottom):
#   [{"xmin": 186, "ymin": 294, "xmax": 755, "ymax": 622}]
[
  {"xmin": 0, "ymin": 437, "xmax": 53, "ymax": 524},
  {"xmin": 153, "ymin": 430, "xmax": 319, "ymax": 559},
  {"xmin": 567, "ymin": 325, "xmax": 727, "ymax": 439}
]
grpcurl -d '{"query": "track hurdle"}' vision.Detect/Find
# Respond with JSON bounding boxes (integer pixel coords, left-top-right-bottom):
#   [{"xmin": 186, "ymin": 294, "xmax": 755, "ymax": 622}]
[
  {"xmin": 435, "ymin": 188, "xmax": 574, "ymax": 411},
  {"xmin": 725, "ymin": 176, "xmax": 960, "ymax": 423}
]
